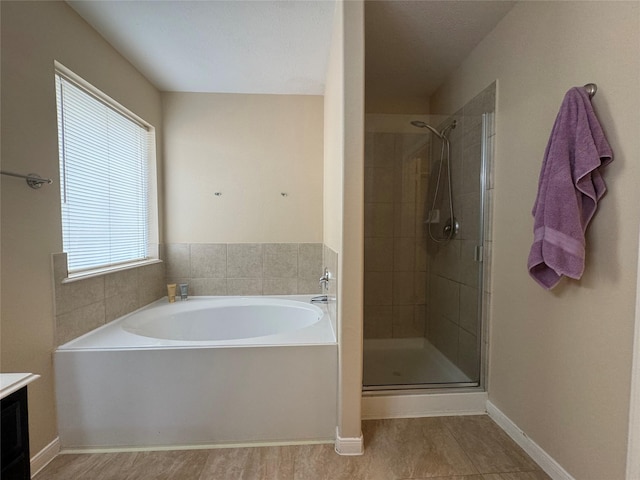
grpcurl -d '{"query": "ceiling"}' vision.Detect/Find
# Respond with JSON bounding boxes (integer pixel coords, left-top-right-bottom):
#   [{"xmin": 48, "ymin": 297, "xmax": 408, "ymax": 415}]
[
  {"xmin": 68, "ymin": 0, "xmax": 515, "ymax": 102},
  {"xmin": 366, "ymin": 1, "xmax": 515, "ymax": 107}
]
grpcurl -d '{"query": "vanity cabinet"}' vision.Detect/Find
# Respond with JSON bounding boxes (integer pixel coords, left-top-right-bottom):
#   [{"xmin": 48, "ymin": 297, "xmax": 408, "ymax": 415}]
[
  {"xmin": 1, "ymin": 387, "xmax": 31, "ymax": 479},
  {"xmin": 1, "ymin": 374, "xmax": 39, "ymax": 480}
]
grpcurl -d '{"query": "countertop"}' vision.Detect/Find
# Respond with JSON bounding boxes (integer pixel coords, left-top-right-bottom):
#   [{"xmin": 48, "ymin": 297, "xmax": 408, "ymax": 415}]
[{"xmin": 0, "ymin": 373, "xmax": 40, "ymax": 400}]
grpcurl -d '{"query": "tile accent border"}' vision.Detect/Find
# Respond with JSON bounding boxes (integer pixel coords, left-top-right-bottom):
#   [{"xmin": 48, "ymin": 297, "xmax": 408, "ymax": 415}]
[
  {"xmin": 334, "ymin": 426, "xmax": 364, "ymax": 456},
  {"xmin": 486, "ymin": 401, "xmax": 575, "ymax": 480}
]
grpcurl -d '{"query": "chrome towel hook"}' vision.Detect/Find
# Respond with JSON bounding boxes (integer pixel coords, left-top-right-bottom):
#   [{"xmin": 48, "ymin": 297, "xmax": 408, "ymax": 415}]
[{"xmin": 584, "ymin": 83, "xmax": 597, "ymax": 99}]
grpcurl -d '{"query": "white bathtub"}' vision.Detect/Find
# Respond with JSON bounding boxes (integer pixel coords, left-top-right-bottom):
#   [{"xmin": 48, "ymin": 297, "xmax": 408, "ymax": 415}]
[{"xmin": 55, "ymin": 295, "xmax": 338, "ymax": 450}]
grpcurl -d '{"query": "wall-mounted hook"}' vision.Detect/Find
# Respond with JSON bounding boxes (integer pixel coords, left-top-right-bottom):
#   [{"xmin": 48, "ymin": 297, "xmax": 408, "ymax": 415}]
[
  {"xmin": 214, "ymin": 192, "xmax": 222, "ymax": 196},
  {"xmin": 281, "ymin": 192, "xmax": 288, "ymax": 197}
]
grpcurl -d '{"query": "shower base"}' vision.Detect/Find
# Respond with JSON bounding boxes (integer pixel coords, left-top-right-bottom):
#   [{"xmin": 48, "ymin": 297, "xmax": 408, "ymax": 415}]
[{"xmin": 363, "ymin": 337, "xmax": 472, "ymax": 388}]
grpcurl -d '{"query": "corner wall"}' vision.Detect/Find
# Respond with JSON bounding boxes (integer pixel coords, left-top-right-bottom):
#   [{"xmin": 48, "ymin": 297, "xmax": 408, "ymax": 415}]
[
  {"xmin": 324, "ymin": 0, "xmax": 365, "ymax": 444},
  {"xmin": 1, "ymin": 1, "xmax": 163, "ymax": 457},
  {"xmin": 430, "ymin": 2, "xmax": 640, "ymax": 477}
]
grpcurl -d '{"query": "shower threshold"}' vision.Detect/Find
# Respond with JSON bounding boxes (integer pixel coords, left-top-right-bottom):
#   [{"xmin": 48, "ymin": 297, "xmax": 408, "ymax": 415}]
[{"xmin": 363, "ymin": 337, "xmax": 477, "ymax": 390}]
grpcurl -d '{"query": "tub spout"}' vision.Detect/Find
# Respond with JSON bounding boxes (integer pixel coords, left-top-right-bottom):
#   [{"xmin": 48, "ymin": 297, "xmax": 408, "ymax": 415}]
[{"xmin": 311, "ymin": 295, "xmax": 328, "ymax": 303}]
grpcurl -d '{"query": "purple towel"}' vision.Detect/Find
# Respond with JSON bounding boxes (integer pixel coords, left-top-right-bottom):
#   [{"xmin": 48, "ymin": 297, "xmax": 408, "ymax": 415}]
[{"xmin": 528, "ymin": 86, "xmax": 613, "ymax": 289}]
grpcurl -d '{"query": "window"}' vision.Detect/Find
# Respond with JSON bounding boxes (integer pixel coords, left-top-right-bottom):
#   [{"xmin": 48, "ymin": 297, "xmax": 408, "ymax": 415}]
[{"xmin": 55, "ymin": 64, "xmax": 155, "ymax": 275}]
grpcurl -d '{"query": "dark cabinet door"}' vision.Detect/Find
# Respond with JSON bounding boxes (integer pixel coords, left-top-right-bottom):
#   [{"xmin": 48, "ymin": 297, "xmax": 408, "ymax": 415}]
[{"xmin": 1, "ymin": 387, "xmax": 31, "ymax": 480}]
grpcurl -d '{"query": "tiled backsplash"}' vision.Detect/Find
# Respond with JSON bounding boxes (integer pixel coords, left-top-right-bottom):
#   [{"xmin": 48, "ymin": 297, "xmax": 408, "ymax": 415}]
[
  {"xmin": 165, "ymin": 243, "xmax": 324, "ymax": 296},
  {"xmin": 52, "ymin": 253, "xmax": 165, "ymax": 346}
]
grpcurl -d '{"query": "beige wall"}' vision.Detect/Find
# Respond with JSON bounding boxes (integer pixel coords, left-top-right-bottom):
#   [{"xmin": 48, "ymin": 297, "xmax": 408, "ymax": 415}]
[
  {"xmin": 324, "ymin": 0, "xmax": 364, "ymax": 441},
  {"xmin": 0, "ymin": 1, "xmax": 163, "ymax": 457},
  {"xmin": 431, "ymin": 2, "xmax": 640, "ymax": 477},
  {"xmin": 162, "ymin": 93, "xmax": 323, "ymax": 244}
]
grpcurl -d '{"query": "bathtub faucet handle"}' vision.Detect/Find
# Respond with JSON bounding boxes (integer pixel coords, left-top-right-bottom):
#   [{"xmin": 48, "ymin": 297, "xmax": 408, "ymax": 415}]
[
  {"xmin": 179, "ymin": 283, "xmax": 189, "ymax": 301},
  {"xmin": 319, "ymin": 268, "xmax": 330, "ymax": 291}
]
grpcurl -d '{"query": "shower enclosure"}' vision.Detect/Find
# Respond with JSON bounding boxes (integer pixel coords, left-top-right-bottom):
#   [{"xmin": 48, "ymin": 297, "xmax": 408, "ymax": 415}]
[{"xmin": 363, "ymin": 83, "xmax": 495, "ymax": 390}]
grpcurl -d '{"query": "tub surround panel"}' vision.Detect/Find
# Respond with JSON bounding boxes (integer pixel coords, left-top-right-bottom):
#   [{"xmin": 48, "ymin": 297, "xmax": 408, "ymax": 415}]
[
  {"xmin": 56, "ymin": 346, "xmax": 337, "ymax": 448},
  {"xmin": 52, "ymin": 253, "xmax": 166, "ymax": 346},
  {"xmin": 166, "ymin": 243, "xmax": 323, "ymax": 296},
  {"xmin": 55, "ymin": 296, "xmax": 337, "ymax": 448}
]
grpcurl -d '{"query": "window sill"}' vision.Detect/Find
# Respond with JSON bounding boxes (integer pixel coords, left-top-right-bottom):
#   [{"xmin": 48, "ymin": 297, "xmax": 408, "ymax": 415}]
[{"xmin": 62, "ymin": 259, "xmax": 163, "ymax": 284}]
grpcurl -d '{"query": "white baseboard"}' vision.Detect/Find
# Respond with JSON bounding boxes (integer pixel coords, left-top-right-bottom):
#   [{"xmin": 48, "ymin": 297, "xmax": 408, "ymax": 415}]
[
  {"xmin": 362, "ymin": 391, "xmax": 488, "ymax": 419},
  {"xmin": 334, "ymin": 427, "xmax": 364, "ymax": 456},
  {"xmin": 486, "ymin": 401, "xmax": 574, "ymax": 480},
  {"xmin": 31, "ymin": 437, "xmax": 60, "ymax": 476}
]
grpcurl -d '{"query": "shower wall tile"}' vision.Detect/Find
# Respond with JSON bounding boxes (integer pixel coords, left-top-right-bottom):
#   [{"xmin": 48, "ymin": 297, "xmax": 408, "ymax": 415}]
[
  {"xmin": 264, "ymin": 243, "xmax": 298, "ymax": 278},
  {"xmin": 367, "ymin": 202, "xmax": 395, "ymax": 237},
  {"xmin": 458, "ymin": 329, "xmax": 480, "ymax": 381},
  {"xmin": 459, "ymin": 192, "xmax": 481, "ymax": 241},
  {"xmin": 298, "ymin": 243, "xmax": 323, "ymax": 278},
  {"xmin": 105, "ymin": 291, "xmax": 138, "ymax": 323},
  {"xmin": 105, "ymin": 268, "xmax": 138, "ymax": 299},
  {"xmin": 373, "ymin": 168, "xmax": 394, "ymax": 204},
  {"xmin": 460, "ymin": 240, "xmax": 480, "ymax": 288},
  {"xmin": 363, "ymin": 306, "xmax": 393, "ymax": 339},
  {"xmin": 431, "ymin": 240, "xmax": 461, "ymax": 283},
  {"xmin": 52, "ymin": 252, "xmax": 166, "ymax": 346},
  {"xmin": 433, "ymin": 314, "xmax": 459, "ymax": 365},
  {"xmin": 227, "ymin": 244, "xmax": 263, "ymax": 278},
  {"xmin": 393, "ymin": 238, "xmax": 415, "ymax": 272},
  {"xmin": 56, "ymin": 301, "xmax": 105, "ymax": 346},
  {"xmin": 394, "ymin": 202, "xmax": 416, "ymax": 238},
  {"xmin": 393, "ymin": 272, "xmax": 415, "ymax": 306},
  {"xmin": 55, "ymin": 275, "xmax": 105, "ymax": 316},
  {"xmin": 365, "ymin": 271, "xmax": 393, "ymax": 306},
  {"xmin": 365, "ymin": 237, "xmax": 394, "ymax": 272},
  {"xmin": 138, "ymin": 262, "xmax": 166, "ymax": 306},
  {"xmin": 392, "ymin": 305, "xmax": 425, "ymax": 338},
  {"xmin": 226, "ymin": 278, "xmax": 263, "ymax": 296},
  {"xmin": 437, "ymin": 276, "xmax": 460, "ymax": 324},
  {"xmin": 191, "ymin": 244, "xmax": 226, "ymax": 278},
  {"xmin": 189, "ymin": 278, "xmax": 227, "ymax": 296},
  {"xmin": 372, "ymin": 133, "xmax": 396, "ymax": 169},
  {"xmin": 414, "ymin": 272, "xmax": 427, "ymax": 305},
  {"xmin": 263, "ymin": 277, "xmax": 298, "ymax": 296},
  {"xmin": 364, "ymin": 167, "xmax": 374, "ymax": 202},
  {"xmin": 165, "ymin": 243, "xmax": 324, "ymax": 296},
  {"xmin": 459, "ymin": 285, "xmax": 479, "ymax": 336},
  {"xmin": 166, "ymin": 243, "xmax": 191, "ymax": 278},
  {"xmin": 415, "ymin": 242, "xmax": 427, "ymax": 272},
  {"xmin": 423, "ymin": 81, "xmax": 495, "ymax": 378},
  {"xmin": 297, "ymin": 277, "xmax": 322, "ymax": 295}
]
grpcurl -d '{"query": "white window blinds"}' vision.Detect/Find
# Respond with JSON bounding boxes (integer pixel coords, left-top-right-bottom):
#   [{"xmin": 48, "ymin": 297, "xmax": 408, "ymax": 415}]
[{"xmin": 55, "ymin": 71, "xmax": 151, "ymax": 274}]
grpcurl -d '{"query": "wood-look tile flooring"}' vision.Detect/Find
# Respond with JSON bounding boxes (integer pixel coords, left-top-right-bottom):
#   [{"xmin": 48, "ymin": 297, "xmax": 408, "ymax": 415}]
[{"xmin": 35, "ymin": 415, "xmax": 550, "ymax": 480}]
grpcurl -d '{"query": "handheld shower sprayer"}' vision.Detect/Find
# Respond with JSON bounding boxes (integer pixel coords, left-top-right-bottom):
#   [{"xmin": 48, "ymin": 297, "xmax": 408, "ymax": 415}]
[{"xmin": 411, "ymin": 119, "xmax": 457, "ymax": 242}]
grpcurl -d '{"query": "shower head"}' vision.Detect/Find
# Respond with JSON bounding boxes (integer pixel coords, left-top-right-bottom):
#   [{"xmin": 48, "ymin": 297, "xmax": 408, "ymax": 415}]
[
  {"xmin": 411, "ymin": 120, "xmax": 457, "ymax": 140},
  {"xmin": 410, "ymin": 120, "xmax": 445, "ymax": 140}
]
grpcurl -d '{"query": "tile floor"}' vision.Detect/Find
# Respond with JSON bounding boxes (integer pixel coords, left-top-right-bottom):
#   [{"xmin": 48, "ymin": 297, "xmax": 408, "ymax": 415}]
[{"xmin": 35, "ymin": 415, "xmax": 550, "ymax": 480}]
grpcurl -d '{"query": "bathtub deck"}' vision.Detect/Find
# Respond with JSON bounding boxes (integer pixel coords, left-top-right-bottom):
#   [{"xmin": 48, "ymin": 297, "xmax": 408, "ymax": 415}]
[{"xmin": 34, "ymin": 416, "xmax": 549, "ymax": 480}]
